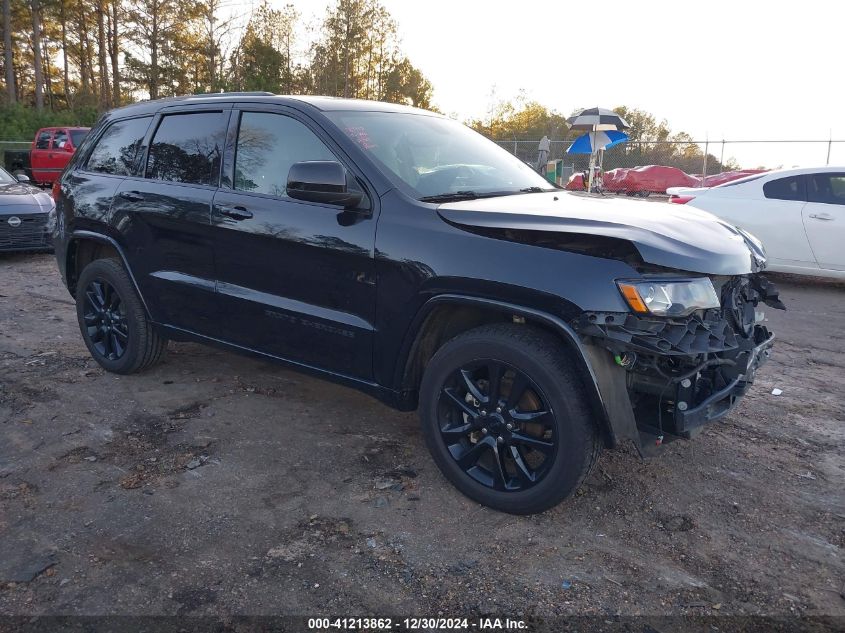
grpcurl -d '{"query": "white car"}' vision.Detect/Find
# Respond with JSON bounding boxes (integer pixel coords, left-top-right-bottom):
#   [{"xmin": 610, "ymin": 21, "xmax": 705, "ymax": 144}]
[{"xmin": 667, "ymin": 166, "xmax": 845, "ymax": 279}]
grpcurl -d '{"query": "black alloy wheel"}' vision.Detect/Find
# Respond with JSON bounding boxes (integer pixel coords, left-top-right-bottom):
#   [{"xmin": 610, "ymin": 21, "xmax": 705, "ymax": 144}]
[
  {"xmin": 419, "ymin": 323, "xmax": 600, "ymax": 514},
  {"xmin": 75, "ymin": 258, "xmax": 167, "ymax": 374},
  {"xmin": 437, "ymin": 360, "xmax": 557, "ymax": 491},
  {"xmin": 82, "ymin": 278, "xmax": 129, "ymax": 361}
]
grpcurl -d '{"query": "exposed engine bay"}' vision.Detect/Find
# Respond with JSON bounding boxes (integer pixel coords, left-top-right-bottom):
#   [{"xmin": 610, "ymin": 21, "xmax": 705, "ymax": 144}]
[{"xmin": 574, "ymin": 274, "xmax": 785, "ymax": 445}]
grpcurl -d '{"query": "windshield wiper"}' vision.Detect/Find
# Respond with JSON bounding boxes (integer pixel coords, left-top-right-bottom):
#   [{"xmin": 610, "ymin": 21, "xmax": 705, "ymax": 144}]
[
  {"xmin": 419, "ymin": 188, "xmax": 553, "ymax": 203},
  {"xmin": 419, "ymin": 191, "xmax": 479, "ymax": 203},
  {"xmin": 519, "ymin": 186, "xmax": 551, "ymax": 193}
]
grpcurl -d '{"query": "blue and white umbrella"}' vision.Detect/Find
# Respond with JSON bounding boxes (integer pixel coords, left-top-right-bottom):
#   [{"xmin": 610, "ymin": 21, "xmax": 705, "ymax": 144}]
[{"xmin": 567, "ymin": 130, "xmax": 629, "ymax": 154}]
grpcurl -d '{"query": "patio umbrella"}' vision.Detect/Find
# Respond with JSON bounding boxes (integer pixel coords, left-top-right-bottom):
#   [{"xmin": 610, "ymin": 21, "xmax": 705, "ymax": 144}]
[
  {"xmin": 566, "ymin": 108, "xmax": 630, "ymax": 193},
  {"xmin": 566, "ymin": 107, "xmax": 630, "ymax": 131},
  {"xmin": 567, "ymin": 130, "xmax": 629, "ymax": 154}
]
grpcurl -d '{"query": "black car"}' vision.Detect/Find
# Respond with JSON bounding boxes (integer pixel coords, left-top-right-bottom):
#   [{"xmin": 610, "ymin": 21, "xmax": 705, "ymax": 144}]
[
  {"xmin": 0, "ymin": 166, "xmax": 55, "ymax": 252},
  {"xmin": 53, "ymin": 93, "xmax": 783, "ymax": 514}
]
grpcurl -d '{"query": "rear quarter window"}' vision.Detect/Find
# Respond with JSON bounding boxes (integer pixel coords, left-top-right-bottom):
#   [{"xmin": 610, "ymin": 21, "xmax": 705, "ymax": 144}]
[
  {"xmin": 85, "ymin": 117, "xmax": 153, "ymax": 176},
  {"xmin": 70, "ymin": 129, "xmax": 89, "ymax": 148},
  {"xmin": 763, "ymin": 175, "xmax": 806, "ymax": 201}
]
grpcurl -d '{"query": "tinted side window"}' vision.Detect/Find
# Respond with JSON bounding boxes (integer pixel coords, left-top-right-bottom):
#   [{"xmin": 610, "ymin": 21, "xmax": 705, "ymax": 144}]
[
  {"xmin": 146, "ymin": 112, "xmax": 227, "ymax": 186},
  {"xmin": 763, "ymin": 176, "xmax": 805, "ymax": 201},
  {"xmin": 234, "ymin": 112, "xmax": 335, "ymax": 197},
  {"xmin": 85, "ymin": 117, "xmax": 152, "ymax": 175},
  {"xmin": 53, "ymin": 130, "xmax": 69, "ymax": 149},
  {"xmin": 807, "ymin": 173, "xmax": 845, "ymax": 205},
  {"xmin": 70, "ymin": 129, "xmax": 88, "ymax": 147},
  {"xmin": 35, "ymin": 130, "xmax": 52, "ymax": 149}
]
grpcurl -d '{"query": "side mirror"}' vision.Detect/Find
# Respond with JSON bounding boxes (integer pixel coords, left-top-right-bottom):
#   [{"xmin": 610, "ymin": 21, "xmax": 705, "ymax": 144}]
[
  {"xmin": 287, "ymin": 161, "xmax": 364, "ymax": 209},
  {"xmin": 65, "ymin": 144, "xmax": 75, "ymax": 153},
  {"xmin": 14, "ymin": 173, "xmax": 30, "ymax": 183}
]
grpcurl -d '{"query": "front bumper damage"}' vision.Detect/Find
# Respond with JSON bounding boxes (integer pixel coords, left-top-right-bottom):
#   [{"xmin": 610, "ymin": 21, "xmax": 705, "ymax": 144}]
[{"xmin": 574, "ymin": 274, "xmax": 784, "ymax": 454}]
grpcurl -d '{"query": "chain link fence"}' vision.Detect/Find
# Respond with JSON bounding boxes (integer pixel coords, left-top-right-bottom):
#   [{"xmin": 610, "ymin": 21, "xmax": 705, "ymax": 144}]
[
  {"xmin": 495, "ymin": 139, "xmax": 845, "ymax": 186},
  {"xmin": 2, "ymin": 135, "xmax": 843, "ymax": 187}
]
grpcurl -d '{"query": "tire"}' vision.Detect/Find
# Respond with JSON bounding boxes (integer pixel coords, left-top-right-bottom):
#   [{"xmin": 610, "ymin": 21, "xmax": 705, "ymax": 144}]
[
  {"xmin": 419, "ymin": 323, "xmax": 600, "ymax": 514},
  {"xmin": 75, "ymin": 258, "xmax": 166, "ymax": 374}
]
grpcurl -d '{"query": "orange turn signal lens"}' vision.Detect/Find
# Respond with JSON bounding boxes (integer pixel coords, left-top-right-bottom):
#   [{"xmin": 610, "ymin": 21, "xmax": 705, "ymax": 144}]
[{"xmin": 618, "ymin": 283, "xmax": 649, "ymax": 313}]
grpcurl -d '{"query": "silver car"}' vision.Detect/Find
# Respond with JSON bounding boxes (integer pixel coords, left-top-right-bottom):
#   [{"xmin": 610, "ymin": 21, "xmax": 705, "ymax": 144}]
[{"xmin": 0, "ymin": 167, "xmax": 55, "ymax": 252}]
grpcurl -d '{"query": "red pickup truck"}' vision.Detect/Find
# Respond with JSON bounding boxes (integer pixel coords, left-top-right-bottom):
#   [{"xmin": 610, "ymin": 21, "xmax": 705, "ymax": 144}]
[{"xmin": 4, "ymin": 127, "xmax": 90, "ymax": 186}]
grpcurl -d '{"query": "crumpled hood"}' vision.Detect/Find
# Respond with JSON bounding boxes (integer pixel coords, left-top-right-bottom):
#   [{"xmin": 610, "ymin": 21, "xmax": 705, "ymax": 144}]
[
  {"xmin": 0, "ymin": 182, "xmax": 54, "ymax": 214},
  {"xmin": 438, "ymin": 191, "xmax": 764, "ymax": 275}
]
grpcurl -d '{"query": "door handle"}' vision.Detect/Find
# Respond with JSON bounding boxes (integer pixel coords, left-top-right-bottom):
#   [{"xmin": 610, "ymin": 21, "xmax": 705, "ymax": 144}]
[
  {"xmin": 808, "ymin": 213, "xmax": 834, "ymax": 221},
  {"xmin": 118, "ymin": 191, "xmax": 145, "ymax": 202},
  {"xmin": 218, "ymin": 205, "xmax": 253, "ymax": 220}
]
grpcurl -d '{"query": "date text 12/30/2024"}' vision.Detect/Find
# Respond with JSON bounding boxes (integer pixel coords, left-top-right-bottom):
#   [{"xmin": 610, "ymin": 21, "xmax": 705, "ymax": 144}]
[{"xmin": 307, "ymin": 618, "xmax": 527, "ymax": 630}]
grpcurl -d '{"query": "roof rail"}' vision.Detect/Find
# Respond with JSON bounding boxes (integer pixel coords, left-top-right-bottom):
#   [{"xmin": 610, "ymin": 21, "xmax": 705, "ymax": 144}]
[{"xmin": 190, "ymin": 91, "xmax": 276, "ymax": 97}]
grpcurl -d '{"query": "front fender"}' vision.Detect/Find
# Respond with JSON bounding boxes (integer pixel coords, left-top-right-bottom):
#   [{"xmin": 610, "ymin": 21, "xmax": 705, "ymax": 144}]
[{"xmin": 397, "ymin": 294, "xmax": 639, "ymax": 449}]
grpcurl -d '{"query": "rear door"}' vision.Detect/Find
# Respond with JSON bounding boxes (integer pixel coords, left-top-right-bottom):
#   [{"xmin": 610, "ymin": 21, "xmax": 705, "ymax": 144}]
[
  {"xmin": 110, "ymin": 107, "xmax": 231, "ymax": 337},
  {"xmin": 30, "ymin": 129, "xmax": 53, "ymax": 183},
  {"xmin": 50, "ymin": 128, "xmax": 75, "ymax": 177},
  {"xmin": 210, "ymin": 106, "xmax": 378, "ymax": 378},
  {"xmin": 64, "ymin": 115, "xmax": 154, "ymax": 260},
  {"xmin": 803, "ymin": 172, "xmax": 845, "ymax": 271}
]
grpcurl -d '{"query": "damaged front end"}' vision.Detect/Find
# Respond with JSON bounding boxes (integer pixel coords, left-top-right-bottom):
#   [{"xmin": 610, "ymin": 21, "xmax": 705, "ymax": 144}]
[{"xmin": 574, "ymin": 274, "xmax": 784, "ymax": 454}]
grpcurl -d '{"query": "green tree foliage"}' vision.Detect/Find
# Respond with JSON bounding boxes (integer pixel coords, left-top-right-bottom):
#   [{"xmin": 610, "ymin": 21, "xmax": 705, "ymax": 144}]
[
  {"xmin": 469, "ymin": 92, "xmax": 571, "ymax": 141},
  {"xmin": 0, "ymin": 0, "xmax": 733, "ymax": 178},
  {"xmin": 235, "ymin": 27, "xmax": 286, "ymax": 93},
  {"xmin": 382, "ymin": 57, "xmax": 433, "ymax": 109},
  {"xmin": 0, "ymin": 0, "xmax": 436, "ymax": 140},
  {"xmin": 310, "ymin": 0, "xmax": 432, "ymax": 108},
  {"xmin": 227, "ymin": 2, "xmax": 300, "ymax": 93},
  {"xmin": 122, "ymin": 0, "xmax": 205, "ymax": 99},
  {"xmin": 0, "ymin": 102, "xmax": 97, "ymax": 138}
]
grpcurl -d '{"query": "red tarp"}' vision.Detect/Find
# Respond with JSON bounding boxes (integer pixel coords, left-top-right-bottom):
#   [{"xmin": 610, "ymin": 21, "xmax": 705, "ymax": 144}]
[
  {"xmin": 565, "ymin": 173, "xmax": 585, "ymax": 190},
  {"xmin": 613, "ymin": 165, "xmax": 701, "ymax": 193},
  {"xmin": 565, "ymin": 166, "xmax": 766, "ymax": 194}
]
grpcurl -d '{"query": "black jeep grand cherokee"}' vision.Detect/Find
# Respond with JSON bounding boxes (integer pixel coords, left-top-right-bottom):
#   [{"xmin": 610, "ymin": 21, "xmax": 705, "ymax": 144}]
[{"xmin": 53, "ymin": 93, "xmax": 783, "ymax": 514}]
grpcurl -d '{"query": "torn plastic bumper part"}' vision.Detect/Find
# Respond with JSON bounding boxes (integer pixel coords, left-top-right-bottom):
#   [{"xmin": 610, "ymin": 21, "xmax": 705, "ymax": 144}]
[
  {"xmin": 574, "ymin": 274, "xmax": 782, "ymax": 453},
  {"xmin": 665, "ymin": 330, "xmax": 774, "ymax": 434}
]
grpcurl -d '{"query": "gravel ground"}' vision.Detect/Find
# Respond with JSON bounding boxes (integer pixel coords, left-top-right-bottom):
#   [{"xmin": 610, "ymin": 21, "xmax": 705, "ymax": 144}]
[{"xmin": 0, "ymin": 252, "xmax": 843, "ymax": 626}]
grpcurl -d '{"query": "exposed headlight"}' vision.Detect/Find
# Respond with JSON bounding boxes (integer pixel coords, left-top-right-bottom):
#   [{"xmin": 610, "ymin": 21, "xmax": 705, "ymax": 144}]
[{"xmin": 617, "ymin": 278, "xmax": 720, "ymax": 317}]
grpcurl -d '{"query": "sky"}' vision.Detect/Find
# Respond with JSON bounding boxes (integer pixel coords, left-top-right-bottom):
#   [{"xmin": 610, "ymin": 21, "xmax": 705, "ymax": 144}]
[{"xmin": 254, "ymin": 0, "xmax": 844, "ymax": 168}]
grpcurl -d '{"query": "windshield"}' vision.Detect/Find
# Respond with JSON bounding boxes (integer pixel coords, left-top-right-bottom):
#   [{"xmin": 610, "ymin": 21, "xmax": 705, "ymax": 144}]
[
  {"xmin": 70, "ymin": 129, "xmax": 89, "ymax": 147},
  {"xmin": 326, "ymin": 111, "xmax": 554, "ymax": 199},
  {"xmin": 0, "ymin": 166, "xmax": 16, "ymax": 184}
]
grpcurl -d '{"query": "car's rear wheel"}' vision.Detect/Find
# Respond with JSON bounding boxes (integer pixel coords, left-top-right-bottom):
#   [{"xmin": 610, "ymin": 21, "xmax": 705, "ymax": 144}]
[
  {"xmin": 419, "ymin": 324, "xmax": 600, "ymax": 514},
  {"xmin": 75, "ymin": 258, "xmax": 166, "ymax": 374}
]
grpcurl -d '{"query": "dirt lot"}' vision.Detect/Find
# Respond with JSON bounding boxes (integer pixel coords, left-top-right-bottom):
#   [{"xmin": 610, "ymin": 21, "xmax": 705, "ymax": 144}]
[{"xmin": 1, "ymin": 253, "xmax": 843, "ymax": 624}]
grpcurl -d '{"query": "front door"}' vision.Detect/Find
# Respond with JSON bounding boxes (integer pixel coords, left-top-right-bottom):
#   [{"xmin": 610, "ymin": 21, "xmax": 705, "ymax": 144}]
[
  {"xmin": 30, "ymin": 129, "xmax": 54, "ymax": 183},
  {"xmin": 803, "ymin": 172, "xmax": 845, "ymax": 271},
  {"xmin": 210, "ymin": 108, "xmax": 377, "ymax": 379},
  {"xmin": 110, "ymin": 109, "xmax": 230, "ymax": 337}
]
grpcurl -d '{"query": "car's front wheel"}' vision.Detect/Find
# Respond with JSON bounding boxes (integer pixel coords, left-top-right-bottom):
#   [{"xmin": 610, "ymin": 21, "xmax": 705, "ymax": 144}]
[
  {"xmin": 419, "ymin": 324, "xmax": 600, "ymax": 514},
  {"xmin": 75, "ymin": 258, "xmax": 166, "ymax": 374}
]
